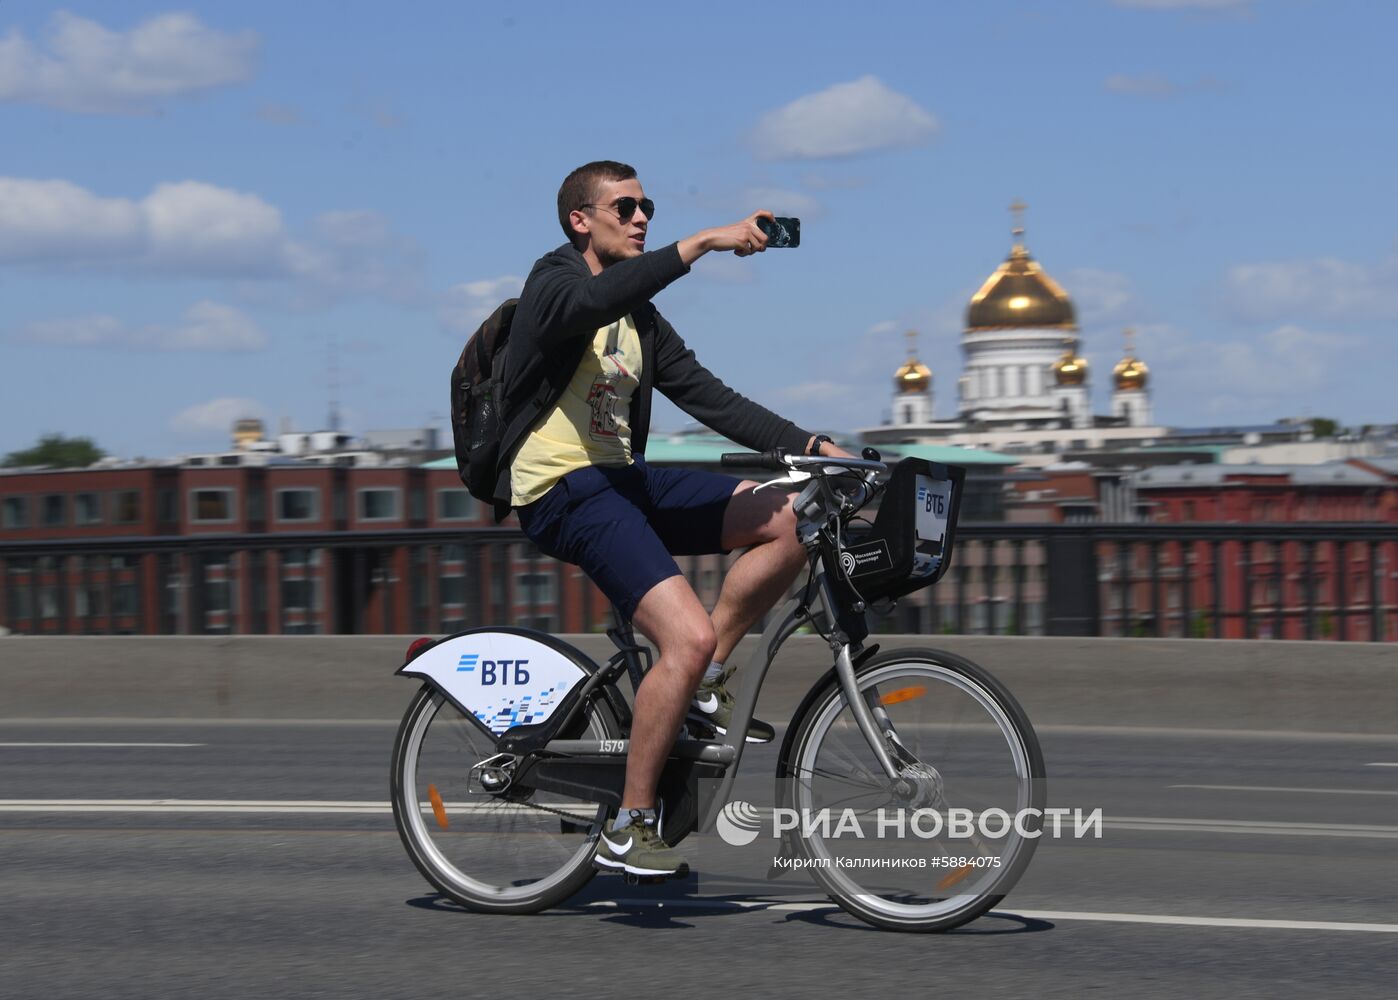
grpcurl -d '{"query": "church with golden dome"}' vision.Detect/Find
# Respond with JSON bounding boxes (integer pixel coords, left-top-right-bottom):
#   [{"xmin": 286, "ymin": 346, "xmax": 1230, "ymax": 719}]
[{"xmin": 862, "ymin": 203, "xmax": 1158, "ymax": 463}]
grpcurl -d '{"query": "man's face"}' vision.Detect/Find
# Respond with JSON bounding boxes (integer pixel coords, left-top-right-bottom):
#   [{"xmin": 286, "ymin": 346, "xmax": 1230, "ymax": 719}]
[{"xmin": 574, "ymin": 177, "xmax": 649, "ymax": 266}]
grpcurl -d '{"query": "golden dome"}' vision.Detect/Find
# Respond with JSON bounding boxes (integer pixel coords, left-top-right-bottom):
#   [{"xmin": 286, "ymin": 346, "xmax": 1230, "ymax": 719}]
[
  {"xmin": 1114, "ymin": 356, "xmax": 1148, "ymax": 391},
  {"xmin": 1113, "ymin": 327, "xmax": 1148, "ymax": 391},
  {"xmin": 893, "ymin": 330, "xmax": 932, "ymax": 394},
  {"xmin": 966, "ymin": 204, "xmax": 1076, "ymax": 331},
  {"xmin": 1051, "ymin": 344, "xmax": 1089, "ymax": 386}
]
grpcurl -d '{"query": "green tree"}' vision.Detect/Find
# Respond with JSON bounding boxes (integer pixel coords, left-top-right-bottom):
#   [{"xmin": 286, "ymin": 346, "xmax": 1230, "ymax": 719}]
[
  {"xmin": 1309, "ymin": 417, "xmax": 1339, "ymax": 438},
  {"xmin": 3, "ymin": 434, "xmax": 105, "ymax": 469}
]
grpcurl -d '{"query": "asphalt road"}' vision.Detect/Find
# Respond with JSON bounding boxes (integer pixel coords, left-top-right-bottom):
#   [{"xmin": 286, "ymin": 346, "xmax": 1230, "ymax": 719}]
[{"xmin": 2, "ymin": 717, "xmax": 1395, "ymax": 999}]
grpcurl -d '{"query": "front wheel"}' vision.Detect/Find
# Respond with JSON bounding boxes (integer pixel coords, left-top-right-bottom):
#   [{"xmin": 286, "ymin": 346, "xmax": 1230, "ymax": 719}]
[
  {"xmin": 782, "ymin": 647, "xmax": 1046, "ymax": 932},
  {"xmin": 391, "ymin": 684, "xmax": 619, "ymax": 914}
]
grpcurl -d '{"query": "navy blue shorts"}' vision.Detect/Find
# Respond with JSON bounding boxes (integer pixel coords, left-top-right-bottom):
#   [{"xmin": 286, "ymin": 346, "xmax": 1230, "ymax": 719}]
[{"xmin": 515, "ymin": 456, "xmax": 740, "ymax": 619}]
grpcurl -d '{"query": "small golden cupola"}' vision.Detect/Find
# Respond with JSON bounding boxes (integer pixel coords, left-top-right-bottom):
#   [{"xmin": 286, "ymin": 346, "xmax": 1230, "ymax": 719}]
[
  {"xmin": 966, "ymin": 202, "xmax": 1077, "ymax": 331},
  {"xmin": 1113, "ymin": 327, "xmax": 1149, "ymax": 391},
  {"xmin": 893, "ymin": 329, "xmax": 932, "ymax": 394},
  {"xmin": 1051, "ymin": 339, "xmax": 1089, "ymax": 386}
]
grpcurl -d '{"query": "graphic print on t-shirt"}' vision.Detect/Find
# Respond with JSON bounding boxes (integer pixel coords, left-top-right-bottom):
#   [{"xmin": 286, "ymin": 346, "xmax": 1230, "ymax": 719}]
[
  {"xmin": 587, "ymin": 325, "xmax": 633, "ymax": 441},
  {"xmin": 508, "ymin": 313, "xmax": 642, "ymax": 507}
]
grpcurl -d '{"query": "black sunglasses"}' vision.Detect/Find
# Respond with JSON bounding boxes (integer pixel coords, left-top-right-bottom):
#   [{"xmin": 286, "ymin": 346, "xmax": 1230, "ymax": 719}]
[{"xmin": 580, "ymin": 196, "xmax": 655, "ymax": 222}]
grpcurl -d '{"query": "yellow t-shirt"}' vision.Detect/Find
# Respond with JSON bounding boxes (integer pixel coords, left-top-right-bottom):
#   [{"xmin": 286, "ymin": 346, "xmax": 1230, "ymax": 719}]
[{"xmin": 510, "ymin": 314, "xmax": 643, "ymax": 507}]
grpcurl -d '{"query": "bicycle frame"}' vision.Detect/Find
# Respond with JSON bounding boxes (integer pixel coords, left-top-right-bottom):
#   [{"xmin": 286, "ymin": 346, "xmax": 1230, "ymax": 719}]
[{"xmin": 529, "ymin": 551, "xmax": 905, "ymax": 835}]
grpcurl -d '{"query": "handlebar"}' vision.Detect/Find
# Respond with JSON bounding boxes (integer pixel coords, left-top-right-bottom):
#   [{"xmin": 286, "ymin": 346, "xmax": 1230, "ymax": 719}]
[
  {"xmin": 719, "ymin": 448, "xmax": 787, "ymax": 471},
  {"xmin": 720, "ymin": 449, "xmax": 888, "ymax": 475}
]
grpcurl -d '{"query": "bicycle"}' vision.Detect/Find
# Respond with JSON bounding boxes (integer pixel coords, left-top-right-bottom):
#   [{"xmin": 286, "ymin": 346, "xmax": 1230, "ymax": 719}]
[{"xmin": 390, "ymin": 449, "xmax": 1045, "ymax": 932}]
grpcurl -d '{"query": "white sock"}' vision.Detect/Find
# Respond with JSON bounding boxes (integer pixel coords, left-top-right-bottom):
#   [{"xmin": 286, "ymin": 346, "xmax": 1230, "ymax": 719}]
[
  {"xmin": 702, "ymin": 660, "xmax": 724, "ymax": 684},
  {"xmin": 613, "ymin": 807, "xmax": 657, "ymax": 832}
]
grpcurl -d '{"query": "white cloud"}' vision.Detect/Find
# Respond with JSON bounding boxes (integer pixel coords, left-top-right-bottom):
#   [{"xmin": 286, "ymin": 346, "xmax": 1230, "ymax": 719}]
[
  {"xmin": 0, "ymin": 178, "xmax": 142, "ymax": 261},
  {"xmin": 18, "ymin": 301, "xmax": 267, "ymax": 351},
  {"xmin": 143, "ymin": 181, "xmax": 287, "ymax": 276},
  {"xmin": 752, "ymin": 76, "xmax": 939, "ymax": 161},
  {"xmin": 0, "ymin": 11, "xmax": 258, "ymax": 114},
  {"xmin": 742, "ymin": 187, "xmax": 824, "ymax": 220},
  {"xmin": 1221, "ymin": 254, "xmax": 1398, "ymax": 323},
  {"xmin": 0, "ymin": 176, "xmax": 426, "ymax": 299},
  {"xmin": 286, "ymin": 210, "xmax": 427, "ymax": 304},
  {"xmin": 1151, "ymin": 324, "xmax": 1361, "ymax": 419},
  {"xmin": 439, "ymin": 275, "xmax": 525, "ymax": 335},
  {"xmin": 690, "ymin": 254, "xmax": 757, "ymax": 285},
  {"xmin": 171, "ymin": 397, "xmax": 265, "ymax": 434},
  {"xmin": 1064, "ymin": 268, "xmax": 1139, "ymax": 326}
]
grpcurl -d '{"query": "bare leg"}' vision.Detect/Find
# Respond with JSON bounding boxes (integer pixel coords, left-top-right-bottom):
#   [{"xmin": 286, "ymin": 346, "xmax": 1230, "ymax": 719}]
[
  {"xmin": 622, "ymin": 575, "xmax": 716, "ymax": 810},
  {"xmin": 709, "ymin": 482, "xmax": 805, "ymax": 664}
]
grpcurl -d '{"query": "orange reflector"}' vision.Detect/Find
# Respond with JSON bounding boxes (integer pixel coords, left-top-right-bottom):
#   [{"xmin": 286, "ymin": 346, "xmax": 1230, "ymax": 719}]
[
  {"xmin": 427, "ymin": 784, "xmax": 449, "ymax": 830},
  {"xmin": 937, "ymin": 863, "xmax": 974, "ymax": 891},
  {"xmin": 878, "ymin": 685, "xmax": 927, "ymax": 706}
]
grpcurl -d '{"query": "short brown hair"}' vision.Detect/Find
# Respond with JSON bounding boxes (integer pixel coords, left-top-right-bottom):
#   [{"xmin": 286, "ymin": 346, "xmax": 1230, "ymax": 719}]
[{"xmin": 557, "ymin": 160, "xmax": 637, "ymax": 245}]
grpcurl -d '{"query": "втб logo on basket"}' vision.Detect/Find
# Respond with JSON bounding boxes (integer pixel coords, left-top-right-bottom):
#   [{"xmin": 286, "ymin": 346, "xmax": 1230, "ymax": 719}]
[{"xmin": 716, "ymin": 800, "xmax": 763, "ymax": 846}]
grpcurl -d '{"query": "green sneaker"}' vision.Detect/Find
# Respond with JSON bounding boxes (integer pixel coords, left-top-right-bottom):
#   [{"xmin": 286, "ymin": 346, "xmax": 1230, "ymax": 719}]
[
  {"xmin": 594, "ymin": 810, "xmax": 689, "ymax": 878},
  {"xmin": 688, "ymin": 665, "xmax": 776, "ymax": 744}
]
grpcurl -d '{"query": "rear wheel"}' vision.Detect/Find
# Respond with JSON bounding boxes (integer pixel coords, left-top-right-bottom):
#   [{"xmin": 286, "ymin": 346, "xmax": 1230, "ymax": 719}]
[
  {"xmin": 391, "ymin": 684, "xmax": 619, "ymax": 914},
  {"xmin": 784, "ymin": 648, "xmax": 1045, "ymax": 932}
]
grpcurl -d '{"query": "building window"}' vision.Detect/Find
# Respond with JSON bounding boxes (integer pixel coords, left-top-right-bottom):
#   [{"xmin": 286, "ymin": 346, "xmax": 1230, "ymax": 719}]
[
  {"xmin": 112, "ymin": 578, "xmax": 139, "ymax": 617},
  {"xmin": 276, "ymin": 488, "xmax": 320, "ymax": 522},
  {"xmin": 41, "ymin": 494, "xmax": 67, "ymax": 527},
  {"xmin": 74, "ymin": 584, "xmax": 104, "ymax": 619},
  {"xmin": 114, "ymin": 491, "xmax": 142, "ymax": 524},
  {"xmin": 247, "ymin": 486, "xmax": 265, "ymax": 522},
  {"xmin": 190, "ymin": 489, "xmax": 236, "ymax": 523},
  {"xmin": 279, "ymin": 547, "xmax": 322, "ymax": 634},
  {"xmin": 357, "ymin": 488, "xmax": 400, "ymax": 521},
  {"xmin": 73, "ymin": 493, "xmax": 103, "ymax": 525},
  {"xmin": 516, "ymin": 570, "xmax": 557, "ymax": 605},
  {"xmin": 2, "ymin": 496, "xmax": 29, "ymax": 529},
  {"xmin": 8, "ymin": 580, "xmax": 34, "ymax": 620},
  {"xmin": 436, "ymin": 489, "xmax": 475, "ymax": 521},
  {"xmin": 439, "ymin": 575, "xmax": 466, "ymax": 605}
]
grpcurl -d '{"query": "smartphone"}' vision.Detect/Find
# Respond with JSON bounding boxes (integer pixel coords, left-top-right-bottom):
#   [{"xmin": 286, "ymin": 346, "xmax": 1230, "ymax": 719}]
[{"xmin": 756, "ymin": 216, "xmax": 801, "ymax": 248}]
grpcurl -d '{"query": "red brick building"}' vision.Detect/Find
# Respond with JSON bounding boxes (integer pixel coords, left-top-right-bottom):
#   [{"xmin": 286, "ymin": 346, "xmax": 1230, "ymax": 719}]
[{"xmin": 0, "ymin": 460, "xmax": 624, "ymax": 636}]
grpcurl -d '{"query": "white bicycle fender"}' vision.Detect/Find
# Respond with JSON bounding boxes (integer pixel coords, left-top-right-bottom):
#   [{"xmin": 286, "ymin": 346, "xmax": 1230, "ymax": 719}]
[{"xmin": 398, "ymin": 630, "xmax": 591, "ymax": 735}]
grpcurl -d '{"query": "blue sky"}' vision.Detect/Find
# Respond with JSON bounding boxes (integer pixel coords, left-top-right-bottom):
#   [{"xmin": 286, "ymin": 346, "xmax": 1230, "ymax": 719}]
[{"xmin": 3, "ymin": 0, "xmax": 1395, "ymax": 459}]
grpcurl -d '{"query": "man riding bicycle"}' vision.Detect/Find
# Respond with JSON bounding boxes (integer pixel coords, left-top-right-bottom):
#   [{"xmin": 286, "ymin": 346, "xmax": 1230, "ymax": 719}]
[{"xmin": 495, "ymin": 160, "xmax": 851, "ymax": 879}]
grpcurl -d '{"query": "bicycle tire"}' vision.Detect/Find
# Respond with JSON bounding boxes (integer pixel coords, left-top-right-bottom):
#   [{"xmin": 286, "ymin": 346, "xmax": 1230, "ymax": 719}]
[
  {"xmin": 781, "ymin": 647, "xmax": 1046, "ymax": 932},
  {"xmin": 391, "ymin": 683, "xmax": 620, "ymax": 914}
]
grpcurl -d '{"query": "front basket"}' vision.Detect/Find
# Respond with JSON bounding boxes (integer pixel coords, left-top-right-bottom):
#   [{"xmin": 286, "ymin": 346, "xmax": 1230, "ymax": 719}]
[{"xmin": 839, "ymin": 458, "xmax": 965, "ymax": 603}]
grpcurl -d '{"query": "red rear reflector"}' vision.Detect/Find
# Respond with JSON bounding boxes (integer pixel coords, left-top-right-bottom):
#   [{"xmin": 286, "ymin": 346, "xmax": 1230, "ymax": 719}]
[
  {"xmin": 404, "ymin": 637, "xmax": 434, "ymax": 663},
  {"xmin": 878, "ymin": 685, "xmax": 927, "ymax": 706},
  {"xmin": 937, "ymin": 863, "xmax": 974, "ymax": 891},
  {"xmin": 427, "ymin": 784, "xmax": 449, "ymax": 830}
]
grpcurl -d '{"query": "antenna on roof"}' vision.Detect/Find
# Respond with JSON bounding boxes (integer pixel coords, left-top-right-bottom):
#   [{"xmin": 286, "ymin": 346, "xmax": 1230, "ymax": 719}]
[{"xmin": 328, "ymin": 332, "xmax": 342, "ymax": 433}]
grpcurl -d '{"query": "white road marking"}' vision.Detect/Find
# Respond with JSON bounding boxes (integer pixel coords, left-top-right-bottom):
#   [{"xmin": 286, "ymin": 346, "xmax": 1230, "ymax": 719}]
[
  {"xmin": 0, "ymin": 799, "xmax": 599, "ymax": 818},
  {"xmin": 590, "ymin": 899, "xmax": 1398, "ymax": 933},
  {"xmin": 1110, "ymin": 816, "xmax": 1398, "ymax": 839},
  {"xmin": 1364, "ymin": 762, "xmax": 1398, "ymax": 767},
  {"xmin": 1011, "ymin": 910, "xmax": 1398, "ymax": 934},
  {"xmin": 1169, "ymin": 784, "xmax": 1398, "ymax": 797},
  {"xmin": 0, "ymin": 742, "xmax": 203, "ymax": 748},
  {"xmin": 0, "ymin": 800, "xmax": 391, "ymax": 814},
  {"xmin": 0, "ymin": 802, "xmax": 1393, "ymax": 840}
]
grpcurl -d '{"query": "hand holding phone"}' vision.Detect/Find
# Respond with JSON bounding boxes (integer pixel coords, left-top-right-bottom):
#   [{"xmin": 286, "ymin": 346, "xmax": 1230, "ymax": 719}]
[{"xmin": 756, "ymin": 216, "xmax": 801, "ymax": 248}]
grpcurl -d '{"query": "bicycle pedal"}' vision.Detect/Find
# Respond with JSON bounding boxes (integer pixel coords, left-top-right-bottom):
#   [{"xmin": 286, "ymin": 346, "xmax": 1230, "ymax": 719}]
[{"xmin": 622, "ymin": 872, "xmax": 674, "ymax": 887}]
